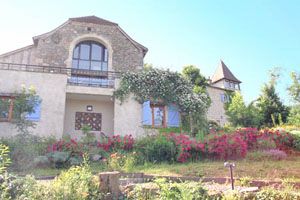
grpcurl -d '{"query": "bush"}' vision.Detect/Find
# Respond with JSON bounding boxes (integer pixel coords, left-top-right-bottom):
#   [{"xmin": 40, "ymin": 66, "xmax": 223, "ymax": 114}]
[
  {"xmin": 108, "ymin": 152, "xmax": 137, "ymax": 172},
  {"xmin": 135, "ymin": 134, "xmax": 177, "ymax": 163},
  {"xmin": 206, "ymin": 133, "xmax": 248, "ymax": 160},
  {"xmin": 0, "ymin": 134, "xmax": 55, "ymax": 171},
  {"xmin": 256, "ymin": 187, "xmax": 300, "ymax": 200},
  {"xmin": 51, "ymin": 164, "xmax": 102, "ymax": 199},
  {"xmin": 97, "ymin": 134, "xmax": 134, "ymax": 152},
  {"xmin": 1, "ymin": 162, "xmax": 104, "ymax": 200},
  {"xmin": 154, "ymin": 178, "xmax": 211, "ymax": 200},
  {"xmin": 167, "ymin": 133, "xmax": 205, "ymax": 162}
]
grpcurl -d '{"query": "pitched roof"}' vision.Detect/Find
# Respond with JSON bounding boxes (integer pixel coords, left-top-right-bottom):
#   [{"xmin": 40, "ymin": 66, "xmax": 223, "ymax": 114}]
[
  {"xmin": 69, "ymin": 15, "xmax": 118, "ymax": 26},
  {"xmin": 211, "ymin": 60, "xmax": 241, "ymax": 83}
]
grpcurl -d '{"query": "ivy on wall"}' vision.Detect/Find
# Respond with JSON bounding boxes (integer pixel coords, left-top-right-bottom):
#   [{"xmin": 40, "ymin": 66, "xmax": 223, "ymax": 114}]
[{"xmin": 114, "ymin": 68, "xmax": 211, "ymax": 120}]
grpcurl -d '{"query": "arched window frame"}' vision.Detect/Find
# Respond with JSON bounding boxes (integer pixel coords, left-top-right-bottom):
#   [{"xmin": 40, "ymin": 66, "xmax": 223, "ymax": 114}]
[{"xmin": 72, "ymin": 41, "xmax": 108, "ymax": 71}]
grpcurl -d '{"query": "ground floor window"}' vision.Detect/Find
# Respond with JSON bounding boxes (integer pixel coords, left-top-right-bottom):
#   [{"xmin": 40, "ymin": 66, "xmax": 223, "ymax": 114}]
[
  {"xmin": 143, "ymin": 101, "xmax": 180, "ymax": 128},
  {"xmin": 151, "ymin": 104, "xmax": 166, "ymax": 127},
  {"xmin": 75, "ymin": 112, "xmax": 102, "ymax": 131}
]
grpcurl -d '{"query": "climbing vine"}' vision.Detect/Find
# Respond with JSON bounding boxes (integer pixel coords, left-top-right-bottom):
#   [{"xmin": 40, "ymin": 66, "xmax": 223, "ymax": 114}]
[{"xmin": 114, "ymin": 68, "xmax": 210, "ymax": 117}]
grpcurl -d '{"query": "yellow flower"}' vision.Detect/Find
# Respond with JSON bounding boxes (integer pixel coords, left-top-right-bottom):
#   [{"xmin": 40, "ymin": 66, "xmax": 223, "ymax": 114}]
[{"xmin": 81, "ymin": 192, "xmax": 89, "ymax": 198}]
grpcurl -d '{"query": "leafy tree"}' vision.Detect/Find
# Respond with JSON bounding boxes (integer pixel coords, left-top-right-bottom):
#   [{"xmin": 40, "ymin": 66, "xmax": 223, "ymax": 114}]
[
  {"xmin": 0, "ymin": 85, "xmax": 41, "ymax": 134},
  {"xmin": 256, "ymin": 81, "xmax": 289, "ymax": 127},
  {"xmin": 225, "ymin": 92, "xmax": 261, "ymax": 127},
  {"xmin": 181, "ymin": 65, "xmax": 210, "ymax": 135},
  {"xmin": 287, "ymin": 105, "xmax": 300, "ymax": 126},
  {"xmin": 288, "ymin": 71, "xmax": 300, "ymax": 103},
  {"xmin": 182, "ymin": 65, "xmax": 208, "ymax": 94}
]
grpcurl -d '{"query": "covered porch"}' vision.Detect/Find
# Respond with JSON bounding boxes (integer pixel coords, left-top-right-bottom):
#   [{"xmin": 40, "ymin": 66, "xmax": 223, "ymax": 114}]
[{"xmin": 63, "ymin": 92, "xmax": 114, "ymax": 139}]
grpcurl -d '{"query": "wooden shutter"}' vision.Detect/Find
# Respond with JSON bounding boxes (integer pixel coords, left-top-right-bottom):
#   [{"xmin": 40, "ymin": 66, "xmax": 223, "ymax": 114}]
[
  {"xmin": 142, "ymin": 101, "xmax": 152, "ymax": 125},
  {"xmin": 167, "ymin": 104, "xmax": 180, "ymax": 127}
]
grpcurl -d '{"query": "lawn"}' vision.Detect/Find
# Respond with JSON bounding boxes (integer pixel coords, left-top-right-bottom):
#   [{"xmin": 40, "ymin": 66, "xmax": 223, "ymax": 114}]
[
  {"xmin": 134, "ymin": 156, "xmax": 300, "ymax": 181},
  {"xmin": 12, "ymin": 156, "xmax": 300, "ymax": 182}
]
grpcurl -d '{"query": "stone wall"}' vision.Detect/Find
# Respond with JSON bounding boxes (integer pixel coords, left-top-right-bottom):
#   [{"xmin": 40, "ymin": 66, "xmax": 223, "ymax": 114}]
[
  {"xmin": 207, "ymin": 86, "xmax": 228, "ymax": 126},
  {"xmin": 0, "ymin": 20, "xmax": 145, "ymax": 72}
]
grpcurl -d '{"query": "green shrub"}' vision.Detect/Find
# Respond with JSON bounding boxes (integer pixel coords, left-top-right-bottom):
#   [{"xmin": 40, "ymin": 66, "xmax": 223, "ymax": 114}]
[
  {"xmin": 256, "ymin": 187, "xmax": 300, "ymax": 200},
  {"xmin": 47, "ymin": 151, "xmax": 70, "ymax": 168},
  {"xmin": 126, "ymin": 184, "xmax": 156, "ymax": 200},
  {"xmin": 108, "ymin": 152, "xmax": 137, "ymax": 172},
  {"xmin": 0, "ymin": 144, "xmax": 11, "ymax": 174},
  {"xmin": 51, "ymin": 164, "xmax": 102, "ymax": 200},
  {"xmin": 154, "ymin": 178, "xmax": 211, "ymax": 200},
  {"xmin": 0, "ymin": 134, "xmax": 55, "ymax": 171},
  {"xmin": 135, "ymin": 134, "xmax": 177, "ymax": 163}
]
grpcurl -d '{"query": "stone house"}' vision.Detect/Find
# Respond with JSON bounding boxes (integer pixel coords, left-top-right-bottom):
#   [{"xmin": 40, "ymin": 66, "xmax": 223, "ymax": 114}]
[
  {"xmin": 0, "ymin": 16, "xmax": 240, "ymax": 138},
  {"xmin": 207, "ymin": 60, "xmax": 241, "ymax": 125}
]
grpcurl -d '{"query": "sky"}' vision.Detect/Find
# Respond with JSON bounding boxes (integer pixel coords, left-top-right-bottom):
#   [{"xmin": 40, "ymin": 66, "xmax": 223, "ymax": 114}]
[{"xmin": 0, "ymin": 0, "xmax": 299, "ymax": 104}]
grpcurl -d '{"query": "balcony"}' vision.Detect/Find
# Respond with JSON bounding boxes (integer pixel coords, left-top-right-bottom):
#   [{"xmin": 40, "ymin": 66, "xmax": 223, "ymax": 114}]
[
  {"xmin": 0, "ymin": 62, "xmax": 120, "ymax": 89},
  {"xmin": 67, "ymin": 69, "xmax": 119, "ymax": 88}
]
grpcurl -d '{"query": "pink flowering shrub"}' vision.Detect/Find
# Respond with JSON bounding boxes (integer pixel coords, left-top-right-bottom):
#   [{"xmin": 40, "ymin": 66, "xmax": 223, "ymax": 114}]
[
  {"xmin": 167, "ymin": 133, "xmax": 205, "ymax": 163},
  {"xmin": 97, "ymin": 134, "xmax": 134, "ymax": 152},
  {"xmin": 206, "ymin": 133, "xmax": 248, "ymax": 160},
  {"xmin": 47, "ymin": 139, "xmax": 83, "ymax": 155}
]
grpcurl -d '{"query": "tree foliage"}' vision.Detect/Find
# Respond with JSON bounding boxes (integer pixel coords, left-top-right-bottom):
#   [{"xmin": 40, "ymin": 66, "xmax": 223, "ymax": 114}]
[
  {"xmin": 288, "ymin": 105, "xmax": 300, "ymax": 126},
  {"xmin": 256, "ymin": 82, "xmax": 289, "ymax": 127},
  {"xmin": 225, "ymin": 92, "xmax": 261, "ymax": 127},
  {"xmin": 288, "ymin": 71, "xmax": 300, "ymax": 103},
  {"xmin": 182, "ymin": 65, "xmax": 208, "ymax": 94},
  {"xmin": 0, "ymin": 85, "xmax": 41, "ymax": 134}
]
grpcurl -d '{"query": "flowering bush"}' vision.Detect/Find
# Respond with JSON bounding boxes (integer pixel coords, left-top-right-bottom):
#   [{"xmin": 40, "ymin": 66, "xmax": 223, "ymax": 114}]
[
  {"xmin": 206, "ymin": 133, "xmax": 247, "ymax": 160},
  {"xmin": 167, "ymin": 133, "xmax": 205, "ymax": 163},
  {"xmin": 47, "ymin": 139, "xmax": 83, "ymax": 155},
  {"xmin": 97, "ymin": 134, "xmax": 134, "ymax": 152}
]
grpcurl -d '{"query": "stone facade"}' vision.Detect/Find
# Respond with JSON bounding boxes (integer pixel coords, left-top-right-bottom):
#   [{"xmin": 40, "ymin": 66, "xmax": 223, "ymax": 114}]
[
  {"xmin": 0, "ymin": 16, "xmax": 241, "ymax": 138},
  {"xmin": 206, "ymin": 86, "xmax": 228, "ymax": 126},
  {"xmin": 0, "ymin": 16, "xmax": 146, "ymax": 138},
  {"xmin": 0, "ymin": 17, "xmax": 146, "ymax": 71}
]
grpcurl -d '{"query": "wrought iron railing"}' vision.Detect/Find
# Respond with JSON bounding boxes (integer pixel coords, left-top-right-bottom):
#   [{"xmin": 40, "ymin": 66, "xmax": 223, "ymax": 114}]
[{"xmin": 0, "ymin": 62, "xmax": 120, "ymax": 88}]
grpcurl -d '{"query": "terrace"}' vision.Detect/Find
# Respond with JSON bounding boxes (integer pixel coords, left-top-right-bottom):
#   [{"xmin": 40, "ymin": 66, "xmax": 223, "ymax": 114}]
[{"xmin": 0, "ymin": 62, "xmax": 120, "ymax": 88}]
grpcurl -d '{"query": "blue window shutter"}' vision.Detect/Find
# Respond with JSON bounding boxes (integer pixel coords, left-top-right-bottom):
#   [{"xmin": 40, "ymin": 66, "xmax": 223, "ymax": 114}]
[
  {"xmin": 26, "ymin": 103, "xmax": 41, "ymax": 121},
  {"xmin": 167, "ymin": 104, "xmax": 180, "ymax": 127},
  {"xmin": 142, "ymin": 101, "xmax": 152, "ymax": 125}
]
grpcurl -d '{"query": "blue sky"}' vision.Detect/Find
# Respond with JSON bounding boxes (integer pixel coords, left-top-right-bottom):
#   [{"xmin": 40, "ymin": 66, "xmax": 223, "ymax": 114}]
[{"xmin": 0, "ymin": 0, "xmax": 299, "ymax": 104}]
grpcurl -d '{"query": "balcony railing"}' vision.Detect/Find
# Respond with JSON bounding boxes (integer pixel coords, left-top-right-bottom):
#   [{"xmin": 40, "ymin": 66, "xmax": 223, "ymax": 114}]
[{"xmin": 0, "ymin": 62, "xmax": 120, "ymax": 88}]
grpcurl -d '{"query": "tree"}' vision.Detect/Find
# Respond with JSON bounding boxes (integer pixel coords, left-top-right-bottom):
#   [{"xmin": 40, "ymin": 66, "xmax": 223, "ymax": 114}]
[
  {"xmin": 181, "ymin": 65, "xmax": 210, "ymax": 135},
  {"xmin": 225, "ymin": 92, "xmax": 261, "ymax": 127},
  {"xmin": 287, "ymin": 71, "xmax": 300, "ymax": 126},
  {"xmin": 288, "ymin": 71, "xmax": 300, "ymax": 103},
  {"xmin": 182, "ymin": 65, "xmax": 208, "ymax": 94},
  {"xmin": 287, "ymin": 105, "xmax": 300, "ymax": 126},
  {"xmin": 0, "ymin": 85, "xmax": 41, "ymax": 134},
  {"xmin": 256, "ymin": 82, "xmax": 289, "ymax": 127}
]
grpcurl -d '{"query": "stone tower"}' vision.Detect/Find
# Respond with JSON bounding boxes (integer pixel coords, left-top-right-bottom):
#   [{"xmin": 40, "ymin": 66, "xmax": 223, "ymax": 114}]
[{"xmin": 210, "ymin": 60, "xmax": 241, "ymax": 91}]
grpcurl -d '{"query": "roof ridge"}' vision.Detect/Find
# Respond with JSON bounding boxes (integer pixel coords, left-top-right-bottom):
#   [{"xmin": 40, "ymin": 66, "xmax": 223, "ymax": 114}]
[{"xmin": 211, "ymin": 60, "xmax": 241, "ymax": 83}]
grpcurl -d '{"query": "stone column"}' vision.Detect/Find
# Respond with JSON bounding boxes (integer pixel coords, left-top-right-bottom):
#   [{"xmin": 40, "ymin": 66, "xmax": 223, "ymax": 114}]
[{"xmin": 99, "ymin": 171, "xmax": 121, "ymax": 199}]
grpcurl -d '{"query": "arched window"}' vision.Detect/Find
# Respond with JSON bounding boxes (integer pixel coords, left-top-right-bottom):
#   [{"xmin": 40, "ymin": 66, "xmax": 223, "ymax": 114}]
[{"xmin": 72, "ymin": 41, "xmax": 108, "ymax": 71}]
